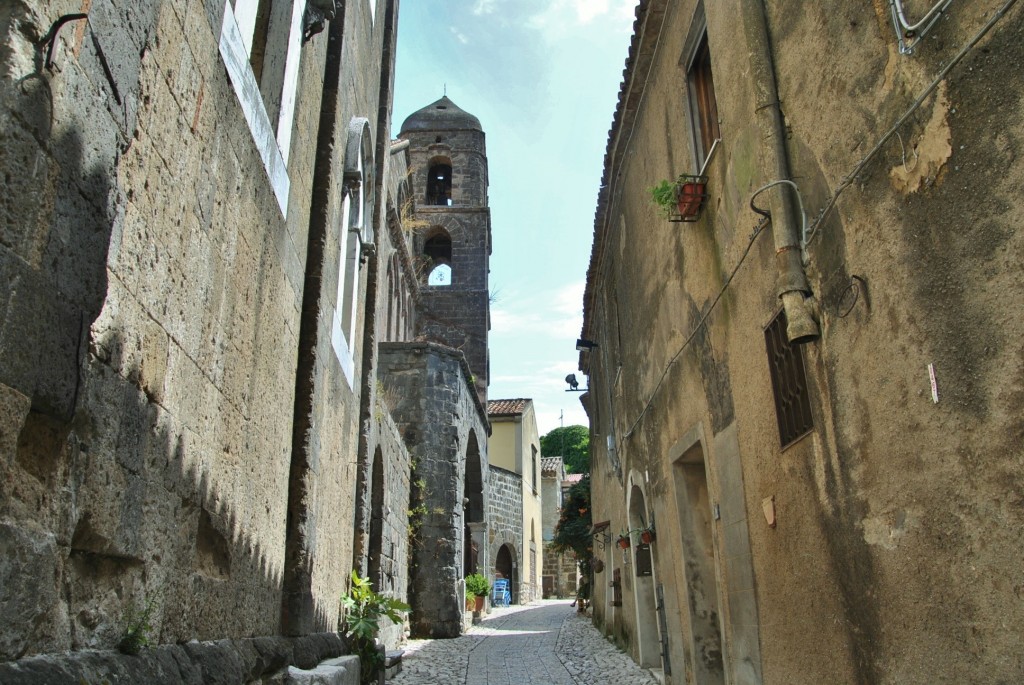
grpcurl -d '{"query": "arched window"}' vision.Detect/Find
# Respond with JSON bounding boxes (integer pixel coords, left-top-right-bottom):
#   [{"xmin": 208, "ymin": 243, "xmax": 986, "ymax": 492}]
[
  {"xmin": 426, "ymin": 159, "xmax": 452, "ymax": 206},
  {"xmin": 332, "ymin": 118, "xmax": 374, "ymax": 387},
  {"xmin": 423, "ymin": 229, "xmax": 453, "ymax": 287}
]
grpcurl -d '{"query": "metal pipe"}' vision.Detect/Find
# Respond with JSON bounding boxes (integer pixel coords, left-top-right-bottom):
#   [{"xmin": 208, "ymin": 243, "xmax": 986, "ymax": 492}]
[
  {"xmin": 741, "ymin": 0, "xmax": 820, "ymax": 344},
  {"xmin": 890, "ymin": 0, "xmax": 954, "ymax": 34}
]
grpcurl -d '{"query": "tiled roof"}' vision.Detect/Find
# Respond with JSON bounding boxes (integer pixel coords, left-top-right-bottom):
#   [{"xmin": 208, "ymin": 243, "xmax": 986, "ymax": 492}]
[
  {"xmin": 541, "ymin": 457, "xmax": 564, "ymax": 477},
  {"xmin": 563, "ymin": 473, "xmax": 584, "ymax": 485},
  {"xmin": 487, "ymin": 398, "xmax": 530, "ymax": 416}
]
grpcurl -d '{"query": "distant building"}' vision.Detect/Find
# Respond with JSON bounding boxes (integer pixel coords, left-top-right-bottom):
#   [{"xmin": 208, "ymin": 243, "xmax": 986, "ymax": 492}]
[
  {"xmin": 486, "ymin": 398, "xmax": 543, "ymax": 604},
  {"xmin": 541, "ymin": 457, "xmax": 578, "ymax": 599}
]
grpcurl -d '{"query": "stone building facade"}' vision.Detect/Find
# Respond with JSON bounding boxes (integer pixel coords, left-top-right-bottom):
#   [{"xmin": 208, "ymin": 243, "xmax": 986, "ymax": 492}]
[
  {"xmin": 486, "ymin": 398, "xmax": 543, "ymax": 605},
  {"xmin": 580, "ymin": 1, "xmax": 1024, "ymax": 684},
  {"xmin": 0, "ymin": 1, "xmax": 496, "ymax": 680},
  {"xmin": 540, "ymin": 457, "xmax": 577, "ymax": 599}
]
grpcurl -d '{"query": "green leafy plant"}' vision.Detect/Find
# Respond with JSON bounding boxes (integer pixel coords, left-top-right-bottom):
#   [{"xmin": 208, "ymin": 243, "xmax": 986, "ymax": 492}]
[
  {"xmin": 118, "ymin": 595, "xmax": 159, "ymax": 655},
  {"xmin": 464, "ymin": 572, "xmax": 490, "ymax": 599},
  {"xmin": 648, "ymin": 179, "xmax": 678, "ymax": 217},
  {"xmin": 552, "ymin": 476, "xmax": 593, "ymax": 578},
  {"xmin": 342, "ymin": 571, "xmax": 410, "ymax": 685},
  {"xmin": 465, "ymin": 590, "xmax": 476, "ymax": 610}
]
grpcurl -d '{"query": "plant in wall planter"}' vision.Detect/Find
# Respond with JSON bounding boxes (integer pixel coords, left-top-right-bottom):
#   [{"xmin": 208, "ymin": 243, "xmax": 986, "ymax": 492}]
[
  {"xmin": 640, "ymin": 526, "xmax": 656, "ymax": 545},
  {"xmin": 649, "ymin": 174, "xmax": 709, "ymax": 222},
  {"xmin": 617, "ymin": 533, "xmax": 631, "ymax": 550}
]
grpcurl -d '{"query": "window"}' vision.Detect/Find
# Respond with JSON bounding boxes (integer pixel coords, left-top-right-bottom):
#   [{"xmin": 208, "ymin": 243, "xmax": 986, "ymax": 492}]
[
  {"xmin": 331, "ymin": 118, "xmax": 375, "ymax": 387},
  {"xmin": 219, "ymin": 0, "xmax": 306, "ymax": 216},
  {"xmin": 684, "ymin": 8, "xmax": 720, "ymax": 168},
  {"xmin": 764, "ymin": 309, "xmax": 814, "ymax": 447},
  {"xmin": 531, "ymin": 445, "xmax": 538, "ymax": 493},
  {"xmin": 423, "ymin": 229, "xmax": 453, "ymax": 286},
  {"xmin": 426, "ymin": 160, "xmax": 453, "ymax": 206}
]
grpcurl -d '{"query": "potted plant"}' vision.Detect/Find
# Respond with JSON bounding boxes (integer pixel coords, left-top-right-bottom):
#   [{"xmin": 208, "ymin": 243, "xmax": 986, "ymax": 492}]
[
  {"xmin": 617, "ymin": 532, "xmax": 631, "ymax": 550},
  {"xmin": 648, "ymin": 174, "xmax": 708, "ymax": 222},
  {"xmin": 465, "ymin": 590, "xmax": 477, "ymax": 611},
  {"xmin": 342, "ymin": 571, "xmax": 410, "ymax": 685},
  {"xmin": 464, "ymin": 573, "xmax": 490, "ymax": 613},
  {"xmin": 640, "ymin": 526, "xmax": 656, "ymax": 544}
]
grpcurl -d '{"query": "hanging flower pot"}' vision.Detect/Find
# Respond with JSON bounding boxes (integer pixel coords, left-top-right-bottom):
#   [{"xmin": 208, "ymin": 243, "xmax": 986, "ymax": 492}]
[
  {"xmin": 675, "ymin": 179, "xmax": 707, "ymax": 220},
  {"xmin": 593, "ymin": 559, "xmax": 605, "ymax": 573},
  {"xmin": 617, "ymin": 535, "xmax": 631, "ymax": 550},
  {"xmin": 640, "ymin": 527, "xmax": 656, "ymax": 545}
]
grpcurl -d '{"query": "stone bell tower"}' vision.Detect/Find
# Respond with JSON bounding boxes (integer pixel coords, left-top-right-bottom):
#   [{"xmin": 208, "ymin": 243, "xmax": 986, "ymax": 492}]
[{"xmin": 399, "ymin": 96, "xmax": 492, "ymax": 403}]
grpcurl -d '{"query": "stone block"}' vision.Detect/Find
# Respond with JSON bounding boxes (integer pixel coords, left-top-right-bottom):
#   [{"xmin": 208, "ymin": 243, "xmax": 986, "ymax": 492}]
[
  {"xmin": 0, "ymin": 522, "xmax": 60, "ymax": 661},
  {"xmin": 285, "ymin": 655, "xmax": 360, "ymax": 685}
]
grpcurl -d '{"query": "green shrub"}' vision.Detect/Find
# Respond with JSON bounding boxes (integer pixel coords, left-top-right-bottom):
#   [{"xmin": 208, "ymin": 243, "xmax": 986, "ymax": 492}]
[{"xmin": 464, "ymin": 572, "xmax": 490, "ymax": 599}]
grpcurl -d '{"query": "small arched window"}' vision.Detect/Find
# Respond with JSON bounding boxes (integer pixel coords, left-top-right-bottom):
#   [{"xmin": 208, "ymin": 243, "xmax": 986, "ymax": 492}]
[
  {"xmin": 426, "ymin": 160, "xmax": 452, "ymax": 206},
  {"xmin": 424, "ymin": 230, "xmax": 453, "ymax": 287}
]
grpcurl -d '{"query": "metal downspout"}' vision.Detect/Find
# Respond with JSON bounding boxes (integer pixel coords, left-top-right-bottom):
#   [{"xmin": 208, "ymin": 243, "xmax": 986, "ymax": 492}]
[{"xmin": 742, "ymin": 0, "xmax": 820, "ymax": 343}]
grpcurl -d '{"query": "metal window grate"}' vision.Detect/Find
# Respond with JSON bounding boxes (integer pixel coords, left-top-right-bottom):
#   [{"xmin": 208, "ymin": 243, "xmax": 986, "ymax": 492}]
[{"xmin": 765, "ymin": 309, "xmax": 814, "ymax": 447}]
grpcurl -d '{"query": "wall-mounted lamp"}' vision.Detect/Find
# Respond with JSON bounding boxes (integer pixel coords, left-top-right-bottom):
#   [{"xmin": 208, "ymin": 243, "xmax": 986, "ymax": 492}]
[
  {"xmin": 565, "ymin": 374, "xmax": 587, "ymax": 392},
  {"xmin": 576, "ymin": 338, "xmax": 598, "ymax": 352}
]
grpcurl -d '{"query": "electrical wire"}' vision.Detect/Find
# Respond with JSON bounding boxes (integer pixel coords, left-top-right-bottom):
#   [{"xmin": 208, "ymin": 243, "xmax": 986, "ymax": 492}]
[
  {"xmin": 622, "ymin": 217, "xmax": 770, "ymax": 441},
  {"xmin": 806, "ymin": 0, "xmax": 1018, "ymax": 246}
]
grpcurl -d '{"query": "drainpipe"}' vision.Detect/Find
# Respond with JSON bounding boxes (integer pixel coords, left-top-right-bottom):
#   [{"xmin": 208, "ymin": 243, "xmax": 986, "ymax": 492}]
[{"xmin": 741, "ymin": 0, "xmax": 820, "ymax": 344}]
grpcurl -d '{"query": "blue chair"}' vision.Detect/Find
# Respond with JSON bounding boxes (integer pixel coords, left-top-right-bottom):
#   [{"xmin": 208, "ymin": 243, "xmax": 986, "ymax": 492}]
[{"xmin": 492, "ymin": 578, "xmax": 511, "ymax": 606}]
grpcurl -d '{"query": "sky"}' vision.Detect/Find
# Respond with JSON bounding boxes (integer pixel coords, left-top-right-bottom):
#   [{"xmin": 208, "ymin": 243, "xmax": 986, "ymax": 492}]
[{"xmin": 391, "ymin": 0, "xmax": 638, "ymax": 436}]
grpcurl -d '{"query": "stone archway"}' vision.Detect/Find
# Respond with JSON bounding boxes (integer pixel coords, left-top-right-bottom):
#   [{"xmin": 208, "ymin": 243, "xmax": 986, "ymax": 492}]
[
  {"xmin": 495, "ymin": 543, "xmax": 519, "ymax": 604},
  {"xmin": 463, "ymin": 430, "xmax": 485, "ymax": 577},
  {"xmin": 367, "ymin": 448, "xmax": 384, "ymax": 587},
  {"xmin": 628, "ymin": 481, "xmax": 662, "ymax": 668}
]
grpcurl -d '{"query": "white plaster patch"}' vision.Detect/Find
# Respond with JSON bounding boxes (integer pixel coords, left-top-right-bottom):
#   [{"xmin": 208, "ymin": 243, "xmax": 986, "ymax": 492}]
[
  {"xmin": 862, "ymin": 508, "xmax": 918, "ymax": 550},
  {"xmin": 889, "ymin": 82, "xmax": 952, "ymax": 194}
]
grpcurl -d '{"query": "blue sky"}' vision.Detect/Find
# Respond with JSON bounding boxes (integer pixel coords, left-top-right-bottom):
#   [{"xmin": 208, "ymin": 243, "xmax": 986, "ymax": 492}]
[{"xmin": 392, "ymin": 0, "xmax": 637, "ymax": 436}]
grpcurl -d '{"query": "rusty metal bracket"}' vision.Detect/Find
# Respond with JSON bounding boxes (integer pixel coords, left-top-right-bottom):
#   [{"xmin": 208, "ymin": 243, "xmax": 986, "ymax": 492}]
[{"xmin": 38, "ymin": 13, "xmax": 89, "ymax": 71}]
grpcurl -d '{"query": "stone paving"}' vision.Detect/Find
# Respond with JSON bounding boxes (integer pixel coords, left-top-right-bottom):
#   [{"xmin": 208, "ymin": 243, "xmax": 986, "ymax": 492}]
[{"xmin": 387, "ymin": 599, "xmax": 659, "ymax": 685}]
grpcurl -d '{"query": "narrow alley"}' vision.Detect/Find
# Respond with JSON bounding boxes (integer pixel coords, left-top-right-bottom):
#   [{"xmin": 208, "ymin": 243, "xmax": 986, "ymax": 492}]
[{"xmin": 388, "ymin": 600, "xmax": 659, "ymax": 685}]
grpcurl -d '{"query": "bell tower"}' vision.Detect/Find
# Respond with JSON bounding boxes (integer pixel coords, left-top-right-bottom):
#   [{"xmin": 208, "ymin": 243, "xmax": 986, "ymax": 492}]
[{"xmin": 400, "ymin": 96, "xmax": 491, "ymax": 402}]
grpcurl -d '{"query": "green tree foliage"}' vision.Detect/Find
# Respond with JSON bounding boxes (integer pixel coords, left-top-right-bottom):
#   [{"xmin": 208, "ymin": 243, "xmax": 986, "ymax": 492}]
[
  {"xmin": 551, "ymin": 476, "xmax": 592, "ymax": 575},
  {"xmin": 540, "ymin": 425, "xmax": 590, "ymax": 474}
]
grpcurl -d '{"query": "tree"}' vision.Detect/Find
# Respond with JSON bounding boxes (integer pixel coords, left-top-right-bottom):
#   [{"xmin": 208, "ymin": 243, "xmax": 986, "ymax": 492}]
[
  {"xmin": 540, "ymin": 425, "xmax": 590, "ymax": 474},
  {"xmin": 551, "ymin": 475, "xmax": 592, "ymax": 576}
]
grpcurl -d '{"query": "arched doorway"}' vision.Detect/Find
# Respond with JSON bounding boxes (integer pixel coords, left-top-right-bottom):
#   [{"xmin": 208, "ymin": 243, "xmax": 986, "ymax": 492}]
[
  {"xmin": 629, "ymin": 483, "xmax": 662, "ymax": 668},
  {"xmin": 495, "ymin": 543, "xmax": 518, "ymax": 604},
  {"xmin": 368, "ymin": 448, "xmax": 384, "ymax": 586},
  {"xmin": 463, "ymin": 431, "xmax": 484, "ymax": 578}
]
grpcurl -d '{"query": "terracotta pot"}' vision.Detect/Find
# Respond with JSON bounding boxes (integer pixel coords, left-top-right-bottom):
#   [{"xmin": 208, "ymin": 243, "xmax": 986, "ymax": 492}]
[
  {"xmin": 676, "ymin": 182, "xmax": 706, "ymax": 218},
  {"xmin": 474, "ymin": 595, "xmax": 485, "ymax": 612},
  {"xmin": 640, "ymin": 529, "xmax": 656, "ymax": 544},
  {"xmin": 617, "ymin": 536, "xmax": 630, "ymax": 550}
]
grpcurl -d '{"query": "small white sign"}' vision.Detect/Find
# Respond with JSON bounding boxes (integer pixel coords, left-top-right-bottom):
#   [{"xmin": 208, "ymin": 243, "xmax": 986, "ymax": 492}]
[{"xmin": 927, "ymin": 363, "xmax": 939, "ymax": 403}]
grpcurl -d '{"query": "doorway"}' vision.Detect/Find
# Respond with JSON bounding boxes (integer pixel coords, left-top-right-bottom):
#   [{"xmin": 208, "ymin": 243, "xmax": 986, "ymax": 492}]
[
  {"xmin": 628, "ymin": 484, "xmax": 663, "ymax": 668},
  {"xmin": 673, "ymin": 442, "xmax": 724, "ymax": 684}
]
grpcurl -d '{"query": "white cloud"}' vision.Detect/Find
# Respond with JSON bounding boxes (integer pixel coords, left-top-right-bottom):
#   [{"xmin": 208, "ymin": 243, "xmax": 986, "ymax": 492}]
[
  {"xmin": 449, "ymin": 26, "xmax": 469, "ymax": 44},
  {"xmin": 472, "ymin": 0, "xmax": 498, "ymax": 15},
  {"xmin": 491, "ymin": 280, "xmax": 584, "ymax": 337}
]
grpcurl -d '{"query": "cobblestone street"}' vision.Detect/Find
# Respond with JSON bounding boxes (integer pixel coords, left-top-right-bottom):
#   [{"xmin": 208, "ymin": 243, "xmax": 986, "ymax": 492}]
[{"xmin": 387, "ymin": 600, "xmax": 659, "ymax": 685}]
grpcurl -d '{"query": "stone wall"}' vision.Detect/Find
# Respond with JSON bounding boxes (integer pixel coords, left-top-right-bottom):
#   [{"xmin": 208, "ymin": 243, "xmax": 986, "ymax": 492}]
[
  {"xmin": 487, "ymin": 466, "xmax": 525, "ymax": 602},
  {"xmin": 0, "ymin": 631, "xmax": 347, "ymax": 685},
  {"xmin": 0, "ymin": 0, "xmax": 395, "ymax": 664},
  {"xmin": 377, "ymin": 342, "xmax": 489, "ymax": 638}
]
